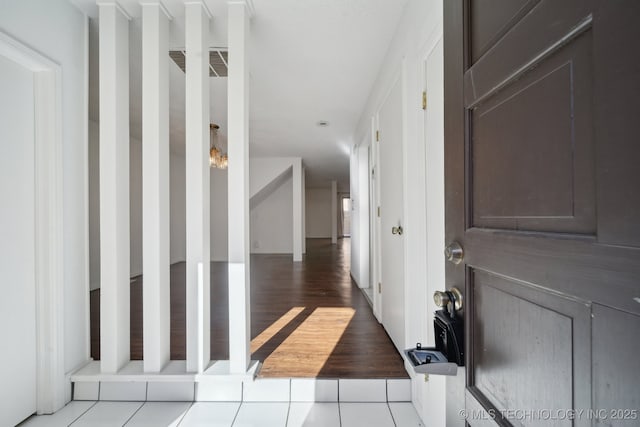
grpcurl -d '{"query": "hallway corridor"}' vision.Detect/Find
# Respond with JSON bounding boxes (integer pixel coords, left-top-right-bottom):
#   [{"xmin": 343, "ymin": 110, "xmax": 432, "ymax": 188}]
[{"xmin": 90, "ymin": 239, "xmax": 408, "ymax": 378}]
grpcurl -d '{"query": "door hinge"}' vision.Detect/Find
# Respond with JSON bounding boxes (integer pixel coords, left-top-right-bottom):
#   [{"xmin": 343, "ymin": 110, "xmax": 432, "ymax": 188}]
[
  {"xmin": 422, "ymin": 91, "xmax": 427, "ymax": 110},
  {"xmin": 377, "ymin": 206, "xmax": 380, "ymax": 217},
  {"xmin": 378, "ymin": 282, "xmax": 382, "ymax": 293},
  {"xmin": 376, "ymin": 130, "xmax": 380, "ymax": 142}
]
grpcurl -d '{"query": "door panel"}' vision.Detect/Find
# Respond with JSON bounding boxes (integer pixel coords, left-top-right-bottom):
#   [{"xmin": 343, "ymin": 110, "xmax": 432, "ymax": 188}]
[
  {"xmin": 594, "ymin": 5, "xmax": 640, "ymax": 248},
  {"xmin": 0, "ymin": 54, "xmax": 37, "ymax": 426},
  {"xmin": 378, "ymin": 77, "xmax": 405, "ymax": 351},
  {"xmin": 475, "ymin": 277, "xmax": 572, "ymax": 417},
  {"xmin": 471, "ymin": 270, "xmax": 591, "ymax": 426},
  {"xmin": 445, "ymin": 0, "xmax": 640, "ymax": 426},
  {"xmin": 463, "ymin": 0, "xmax": 593, "ymax": 108},
  {"xmin": 593, "ymin": 305, "xmax": 640, "ymax": 420},
  {"xmin": 469, "ymin": 0, "xmax": 534, "ymax": 63},
  {"xmin": 472, "ymin": 31, "xmax": 594, "ymax": 233}
]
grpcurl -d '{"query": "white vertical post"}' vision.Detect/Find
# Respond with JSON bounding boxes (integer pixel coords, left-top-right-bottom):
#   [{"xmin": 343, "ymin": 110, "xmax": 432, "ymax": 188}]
[
  {"xmin": 302, "ymin": 167, "xmax": 306, "ymax": 254},
  {"xmin": 331, "ymin": 180, "xmax": 337, "ymax": 244},
  {"xmin": 227, "ymin": 0, "xmax": 254, "ymax": 374},
  {"xmin": 141, "ymin": 1, "xmax": 171, "ymax": 373},
  {"xmin": 185, "ymin": 0, "xmax": 211, "ymax": 373},
  {"xmin": 99, "ymin": 2, "xmax": 131, "ymax": 374},
  {"xmin": 292, "ymin": 159, "xmax": 302, "ymax": 261}
]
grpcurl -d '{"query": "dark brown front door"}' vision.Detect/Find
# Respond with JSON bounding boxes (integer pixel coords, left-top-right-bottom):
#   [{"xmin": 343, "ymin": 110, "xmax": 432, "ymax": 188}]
[{"xmin": 444, "ymin": 1, "xmax": 640, "ymax": 425}]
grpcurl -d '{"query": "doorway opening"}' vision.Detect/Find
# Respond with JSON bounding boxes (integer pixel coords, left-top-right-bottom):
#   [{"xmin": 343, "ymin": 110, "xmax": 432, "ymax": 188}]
[{"xmin": 341, "ymin": 196, "xmax": 352, "ymax": 237}]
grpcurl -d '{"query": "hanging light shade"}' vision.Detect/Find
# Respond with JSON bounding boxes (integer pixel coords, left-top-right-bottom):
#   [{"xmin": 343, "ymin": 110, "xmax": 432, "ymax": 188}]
[{"xmin": 209, "ymin": 123, "xmax": 228, "ymax": 170}]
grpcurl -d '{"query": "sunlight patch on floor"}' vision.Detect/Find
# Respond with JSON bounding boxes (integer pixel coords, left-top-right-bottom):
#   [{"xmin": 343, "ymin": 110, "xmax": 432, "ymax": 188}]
[
  {"xmin": 251, "ymin": 307, "xmax": 306, "ymax": 353},
  {"xmin": 260, "ymin": 307, "xmax": 356, "ymax": 377}
]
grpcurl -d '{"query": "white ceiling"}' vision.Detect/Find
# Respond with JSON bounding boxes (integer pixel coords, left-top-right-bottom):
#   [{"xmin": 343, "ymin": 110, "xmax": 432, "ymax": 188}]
[{"xmin": 77, "ymin": 0, "xmax": 408, "ymax": 190}]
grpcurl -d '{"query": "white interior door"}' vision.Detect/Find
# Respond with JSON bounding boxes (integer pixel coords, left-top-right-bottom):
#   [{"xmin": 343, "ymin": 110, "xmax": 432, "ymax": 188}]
[
  {"xmin": 0, "ymin": 54, "xmax": 37, "ymax": 426},
  {"xmin": 378, "ymin": 77, "xmax": 405, "ymax": 351}
]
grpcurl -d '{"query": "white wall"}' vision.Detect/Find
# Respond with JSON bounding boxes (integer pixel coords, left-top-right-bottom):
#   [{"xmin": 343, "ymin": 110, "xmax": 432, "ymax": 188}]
[
  {"xmin": 89, "ymin": 121, "xmax": 101, "ymax": 289},
  {"xmin": 353, "ymin": 0, "xmax": 444, "ymax": 424},
  {"xmin": 0, "ymin": 0, "xmax": 90, "ymax": 380},
  {"xmin": 167, "ymin": 154, "xmax": 229, "ymax": 263},
  {"xmin": 211, "ymin": 158, "xmax": 299, "ymax": 258},
  {"xmin": 89, "ymin": 121, "xmax": 148, "ymax": 283},
  {"xmin": 248, "ymin": 157, "xmax": 303, "ymax": 257},
  {"xmin": 170, "ymin": 151, "xmax": 186, "ymax": 263},
  {"xmin": 210, "ymin": 168, "xmax": 228, "ymax": 261},
  {"xmin": 250, "ymin": 157, "xmax": 293, "ymax": 198},
  {"xmin": 89, "ymin": 125, "xmax": 194, "ymax": 281},
  {"xmin": 250, "ymin": 174, "xmax": 293, "ymax": 253},
  {"xmin": 91, "ymin": 150, "xmax": 299, "ymax": 272},
  {"xmin": 130, "ymin": 137, "xmax": 143, "ymax": 277},
  {"xmin": 306, "ymin": 188, "xmax": 332, "ymax": 238}
]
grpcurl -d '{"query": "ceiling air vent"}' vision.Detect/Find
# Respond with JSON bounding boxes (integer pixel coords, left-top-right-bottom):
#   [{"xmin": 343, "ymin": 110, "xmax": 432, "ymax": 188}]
[{"xmin": 169, "ymin": 49, "xmax": 228, "ymax": 77}]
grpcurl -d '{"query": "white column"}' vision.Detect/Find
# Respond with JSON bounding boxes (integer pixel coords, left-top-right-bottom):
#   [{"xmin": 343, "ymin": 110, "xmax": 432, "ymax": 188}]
[
  {"xmin": 292, "ymin": 159, "xmax": 302, "ymax": 261},
  {"xmin": 141, "ymin": 1, "xmax": 171, "ymax": 373},
  {"xmin": 99, "ymin": 2, "xmax": 131, "ymax": 374},
  {"xmin": 331, "ymin": 180, "xmax": 337, "ymax": 244},
  {"xmin": 227, "ymin": 0, "xmax": 254, "ymax": 374},
  {"xmin": 302, "ymin": 167, "xmax": 306, "ymax": 254},
  {"xmin": 185, "ymin": 0, "xmax": 211, "ymax": 373}
]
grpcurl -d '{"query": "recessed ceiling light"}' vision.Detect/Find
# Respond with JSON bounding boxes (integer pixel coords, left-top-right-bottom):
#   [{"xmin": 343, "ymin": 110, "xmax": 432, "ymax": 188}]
[{"xmin": 317, "ymin": 120, "xmax": 329, "ymax": 127}]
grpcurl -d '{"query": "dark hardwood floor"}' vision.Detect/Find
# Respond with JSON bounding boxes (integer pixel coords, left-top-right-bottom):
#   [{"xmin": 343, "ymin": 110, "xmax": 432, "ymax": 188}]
[{"xmin": 90, "ymin": 238, "xmax": 408, "ymax": 378}]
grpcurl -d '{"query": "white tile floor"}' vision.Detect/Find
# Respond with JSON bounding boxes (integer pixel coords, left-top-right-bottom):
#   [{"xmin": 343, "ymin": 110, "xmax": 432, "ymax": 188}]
[{"xmin": 20, "ymin": 400, "xmax": 424, "ymax": 426}]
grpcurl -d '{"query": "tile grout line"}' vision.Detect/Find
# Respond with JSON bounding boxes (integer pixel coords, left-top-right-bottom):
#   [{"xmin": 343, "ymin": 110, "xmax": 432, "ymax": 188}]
[
  {"xmin": 231, "ymin": 379, "xmax": 245, "ymax": 427},
  {"xmin": 284, "ymin": 401, "xmax": 291, "ymax": 427},
  {"xmin": 387, "ymin": 401, "xmax": 398, "ymax": 427},
  {"xmin": 67, "ymin": 400, "xmax": 99, "ymax": 426},
  {"xmin": 176, "ymin": 401, "xmax": 195, "ymax": 426},
  {"xmin": 284, "ymin": 379, "xmax": 292, "ymax": 426},
  {"xmin": 122, "ymin": 401, "xmax": 145, "ymax": 426},
  {"xmin": 230, "ymin": 400, "xmax": 243, "ymax": 426}
]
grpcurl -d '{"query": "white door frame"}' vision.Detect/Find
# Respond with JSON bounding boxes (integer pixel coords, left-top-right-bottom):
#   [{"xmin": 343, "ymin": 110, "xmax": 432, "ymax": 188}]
[
  {"xmin": 0, "ymin": 31, "xmax": 65, "ymax": 414},
  {"xmin": 369, "ymin": 65, "xmax": 403, "ymax": 324},
  {"xmin": 370, "ymin": 115, "xmax": 382, "ymax": 320}
]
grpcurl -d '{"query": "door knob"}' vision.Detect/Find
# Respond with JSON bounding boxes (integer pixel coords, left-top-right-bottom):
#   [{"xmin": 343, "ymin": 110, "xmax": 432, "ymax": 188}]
[
  {"xmin": 392, "ymin": 226, "xmax": 403, "ymax": 235},
  {"xmin": 433, "ymin": 287, "xmax": 463, "ymax": 312},
  {"xmin": 445, "ymin": 241, "xmax": 464, "ymax": 264}
]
